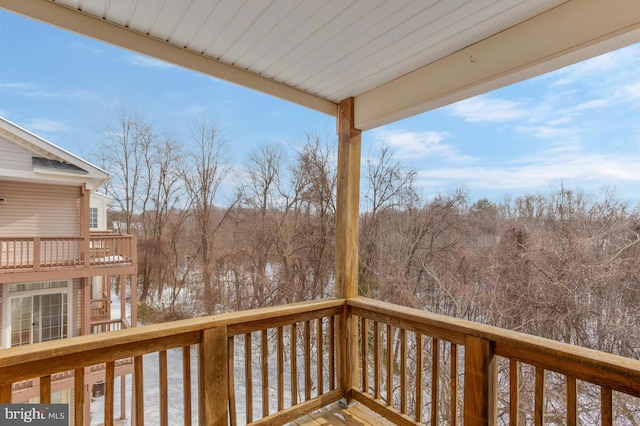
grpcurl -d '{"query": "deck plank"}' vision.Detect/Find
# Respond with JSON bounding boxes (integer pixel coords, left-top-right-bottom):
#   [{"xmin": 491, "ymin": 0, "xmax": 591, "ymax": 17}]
[{"xmin": 291, "ymin": 402, "xmax": 395, "ymax": 426}]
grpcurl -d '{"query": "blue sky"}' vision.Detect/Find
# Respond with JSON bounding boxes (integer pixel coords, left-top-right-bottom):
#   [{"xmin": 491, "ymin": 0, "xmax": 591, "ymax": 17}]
[{"xmin": 1, "ymin": 10, "xmax": 638, "ymax": 206}]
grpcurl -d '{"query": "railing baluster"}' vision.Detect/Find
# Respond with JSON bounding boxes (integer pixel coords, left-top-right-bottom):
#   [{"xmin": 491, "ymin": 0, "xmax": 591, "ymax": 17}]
[
  {"xmin": 74, "ymin": 368, "xmax": 84, "ymax": 426},
  {"xmin": 105, "ymin": 361, "xmax": 115, "ymax": 426},
  {"xmin": 362, "ymin": 317, "xmax": 369, "ymax": 393},
  {"xmin": 374, "ymin": 321, "xmax": 381, "ymax": 400},
  {"xmin": 317, "ymin": 317, "xmax": 323, "ymax": 395},
  {"xmin": 451, "ymin": 343, "xmax": 458, "ymax": 426},
  {"xmin": 304, "ymin": 320, "xmax": 311, "ymax": 401},
  {"xmin": 228, "ymin": 338, "xmax": 237, "ymax": 426},
  {"xmin": 183, "ymin": 346, "xmax": 192, "ymax": 426},
  {"xmin": 33, "ymin": 237, "xmax": 40, "ymax": 270},
  {"xmin": 431, "ymin": 338, "xmax": 439, "ymax": 425},
  {"xmin": 40, "ymin": 375, "xmax": 51, "ymax": 403},
  {"xmin": 509, "ymin": 359, "xmax": 518, "ymax": 426},
  {"xmin": 601, "ymin": 386, "xmax": 613, "ymax": 426},
  {"xmin": 134, "ymin": 355, "xmax": 144, "ymax": 425},
  {"xmin": 416, "ymin": 333, "xmax": 423, "ymax": 423},
  {"xmin": 245, "ymin": 333, "xmax": 253, "ymax": 423},
  {"xmin": 277, "ymin": 326, "xmax": 284, "ymax": 412},
  {"xmin": 329, "ymin": 316, "xmax": 335, "ymax": 390},
  {"xmin": 261, "ymin": 329, "xmax": 269, "ymax": 417},
  {"xmin": 400, "ymin": 328, "xmax": 406, "ymax": 414},
  {"xmin": 567, "ymin": 376, "xmax": 577, "ymax": 426},
  {"xmin": 0, "ymin": 383, "xmax": 9, "ymax": 404},
  {"xmin": 159, "ymin": 350, "xmax": 168, "ymax": 426},
  {"xmin": 386, "ymin": 324, "xmax": 393, "ymax": 406},
  {"xmin": 291, "ymin": 323, "xmax": 298, "ymax": 405},
  {"xmin": 535, "ymin": 367, "xmax": 545, "ymax": 426}
]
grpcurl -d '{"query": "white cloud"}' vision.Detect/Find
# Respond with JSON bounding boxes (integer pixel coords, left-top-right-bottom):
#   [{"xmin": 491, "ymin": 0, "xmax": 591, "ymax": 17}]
[
  {"xmin": 550, "ymin": 45, "xmax": 640, "ymax": 87},
  {"xmin": 515, "ymin": 125, "xmax": 576, "ymax": 139},
  {"xmin": 69, "ymin": 42, "xmax": 104, "ymax": 55},
  {"xmin": 185, "ymin": 105, "xmax": 210, "ymax": 116},
  {"xmin": 24, "ymin": 89, "xmax": 93, "ymax": 99},
  {"xmin": 371, "ymin": 128, "xmax": 473, "ymax": 162},
  {"xmin": 447, "ymin": 96, "xmax": 528, "ymax": 123},
  {"xmin": 0, "ymin": 82, "xmax": 33, "ymax": 90},
  {"xmin": 416, "ymin": 152, "xmax": 639, "ymax": 192},
  {"xmin": 576, "ymin": 98, "xmax": 610, "ymax": 111},
  {"xmin": 24, "ymin": 118, "xmax": 69, "ymax": 133},
  {"xmin": 1, "ymin": 82, "xmax": 92, "ymax": 99},
  {"xmin": 126, "ymin": 55, "xmax": 175, "ymax": 69}
]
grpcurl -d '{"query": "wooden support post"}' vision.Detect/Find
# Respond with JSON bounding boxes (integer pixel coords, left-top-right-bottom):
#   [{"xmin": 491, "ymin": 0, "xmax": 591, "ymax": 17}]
[
  {"xmin": 463, "ymin": 336, "xmax": 497, "ymax": 426},
  {"xmin": 199, "ymin": 327, "xmax": 229, "ymax": 426},
  {"xmin": 81, "ymin": 277, "xmax": 91, "ymax": 335},
  {"xmin": 130, "ymin": 272, "xmax": 138, "ymax": 327},
  {"xmin": 335, "ymin": 97, "xmax": 362, "ymax": 403},
  {"xmin": 120, "ymin": 274, "xmax": 126, "ymax": 323},
  {"xmin": 80, "ymin": 185, "xmax": 91, "ymax": 266}
]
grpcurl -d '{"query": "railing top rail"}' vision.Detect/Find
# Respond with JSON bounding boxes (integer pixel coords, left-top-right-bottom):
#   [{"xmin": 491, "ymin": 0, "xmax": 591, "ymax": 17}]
[
  {"xmin": 0, "ymin": 298, "xmax": 344, "ymax": 380},
  {"xmin": 349, "ymin": 296, "xmax": 640, "ymax": 397},
  {"xmin": 0, "ymin": 234, "xmax": 133, "ymax": 239}
]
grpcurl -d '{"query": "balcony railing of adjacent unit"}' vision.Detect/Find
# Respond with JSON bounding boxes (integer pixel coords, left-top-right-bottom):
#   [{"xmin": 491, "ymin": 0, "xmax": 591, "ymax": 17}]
[
  {"xmin": 0, "ymin": 297, "xmax": 639, "ymax": 426},
  {"xmin": 90, "ymin": 318, "xmax": 131, "ymax": 334},
  {"xmin": 0, "ymin": 233, "xmax": 135, "ymax": 270}
]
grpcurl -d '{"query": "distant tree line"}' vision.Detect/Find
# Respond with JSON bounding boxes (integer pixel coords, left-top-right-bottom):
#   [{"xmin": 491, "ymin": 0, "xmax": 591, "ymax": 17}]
[
  {"xmin": 96, "ymin": 105, "xmax": 640, "ymax": 359},
  {"xmin": 96, "ymin": 105, "xmax": 640, "ymax": 423}
]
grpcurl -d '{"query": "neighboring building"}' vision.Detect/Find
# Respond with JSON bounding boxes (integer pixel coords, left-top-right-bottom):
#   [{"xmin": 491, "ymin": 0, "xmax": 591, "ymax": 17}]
[{"xmin": 0, "ymin": 117, "xmax": 137, "ymax": 417}]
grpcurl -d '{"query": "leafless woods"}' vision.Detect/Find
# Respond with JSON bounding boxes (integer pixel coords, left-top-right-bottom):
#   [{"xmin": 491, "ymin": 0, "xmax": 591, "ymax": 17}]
[{"xmin": 96, "ymin": 109, "xmax": 640, "ymax": 363}]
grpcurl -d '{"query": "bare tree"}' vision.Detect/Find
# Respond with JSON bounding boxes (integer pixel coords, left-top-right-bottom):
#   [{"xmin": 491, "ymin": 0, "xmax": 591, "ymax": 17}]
[
  {"xmin": 181, "ymin": 118, "xmax": 235, "ymax": 314},
  {"xmin": 96, "ymin": 105, "xmax": 156, "ymax": 233}
]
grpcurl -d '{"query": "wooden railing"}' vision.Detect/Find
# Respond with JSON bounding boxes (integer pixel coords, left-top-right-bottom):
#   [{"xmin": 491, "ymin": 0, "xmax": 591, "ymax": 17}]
[
  {"xmin": 0, "ymin": 234, "xmax": 135, "ymax": 270},
  {"xmin": 348, "ymin": 297, "xmax": 640, "ymax": 426},
  {"xmin": 0, "ymin": 298, "xmax": 344, "ymax": 426},
  {"xmin": 90, "ymin": 297, "xmax": 109, "ymax": 320},
  {"xmin": 90, "ymin": 318, "xmax": 130, "ymax": 334},
  {"xmin": 10, "ymin": 359, "xmax": 133, "ymax": 402},
  {"xmin": 1, "ymin": 297, "xmax": 639, "ymax": 425}
]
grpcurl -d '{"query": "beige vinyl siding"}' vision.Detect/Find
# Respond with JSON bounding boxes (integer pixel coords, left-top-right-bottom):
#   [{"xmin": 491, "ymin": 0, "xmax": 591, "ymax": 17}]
[
  {"xmin": 0, "ymin": 180, "xmax": 80, "ymax": 237},
  {"xmin": 0, "ymin": 137, "xmax": 35, "ymax": 172}
]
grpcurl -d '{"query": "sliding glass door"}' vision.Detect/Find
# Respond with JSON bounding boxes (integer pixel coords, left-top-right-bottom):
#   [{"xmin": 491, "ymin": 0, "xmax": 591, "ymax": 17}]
[{"xmin": 10, "ymin": 292, "xmax": 68, "ymax": 347}]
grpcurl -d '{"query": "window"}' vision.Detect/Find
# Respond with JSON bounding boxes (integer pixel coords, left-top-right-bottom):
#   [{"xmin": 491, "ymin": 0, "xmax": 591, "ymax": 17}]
[{"xmin": 89, "ymin": 207, "xmax": 98, "ymax": 229}]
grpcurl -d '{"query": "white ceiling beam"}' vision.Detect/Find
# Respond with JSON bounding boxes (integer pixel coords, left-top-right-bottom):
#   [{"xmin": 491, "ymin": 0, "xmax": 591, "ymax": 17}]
[
  {"xmin": 0, "ymin": 0, "xmax": 338, "ymax": 117},
  {"xmin": 354, "ymin": 0, "xmax": 640, "ymax": 130}
]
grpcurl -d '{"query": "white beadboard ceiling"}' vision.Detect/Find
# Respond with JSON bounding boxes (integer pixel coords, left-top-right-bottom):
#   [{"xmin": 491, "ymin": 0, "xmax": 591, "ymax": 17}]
[
  {"xmin": 2, "ymin": 0, "xmax": 640, "ymax": 129},
  {"xmin": 54, "ymin": 0, "xmax": 564, "ymax": 102}
]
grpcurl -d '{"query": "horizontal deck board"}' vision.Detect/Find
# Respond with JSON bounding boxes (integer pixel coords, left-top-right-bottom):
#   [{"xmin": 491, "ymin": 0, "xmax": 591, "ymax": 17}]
[{"xmin": 291, "ymin": 402, "xmax": 395, "ymax": 426}]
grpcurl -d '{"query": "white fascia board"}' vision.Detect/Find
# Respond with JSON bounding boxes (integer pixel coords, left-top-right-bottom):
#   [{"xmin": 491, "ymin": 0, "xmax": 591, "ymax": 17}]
[{"xmin": 354, "ymin": 0, "xmax": 640, "ymax": 130}]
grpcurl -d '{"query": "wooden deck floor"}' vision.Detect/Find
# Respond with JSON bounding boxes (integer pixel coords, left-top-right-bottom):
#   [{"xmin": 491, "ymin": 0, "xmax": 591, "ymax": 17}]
[{"xmin": 289, "ymin": 402, "xmax": 395, "ymax": 426}]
